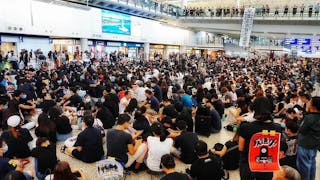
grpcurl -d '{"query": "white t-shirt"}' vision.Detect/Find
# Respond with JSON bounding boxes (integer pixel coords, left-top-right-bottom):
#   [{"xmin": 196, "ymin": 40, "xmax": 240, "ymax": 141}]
[
  {"xmin": 135, "ymin": 87, "xmax": 147, "ymax": 102},
  {"xmin": 119, "ymin": 97, "xmax": 130, "ymax": 114},
  {"xmin": 243, "ymin": 112, "xmax": 255, "ymax": 122},
  {"xmin": 146, "ymin": 136, "xmax": 173, "ymax": 172}
]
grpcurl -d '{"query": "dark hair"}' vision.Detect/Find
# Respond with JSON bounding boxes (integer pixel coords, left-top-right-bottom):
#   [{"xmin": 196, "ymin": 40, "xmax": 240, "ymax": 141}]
[
  {"xmin": 176, "ymin": 120, "xmax": 187, "ymax": 130},
  {"xmin": 311, "ymin": 97, "xmax": 320, "ymax": 111},
  {"xmin": 161, "ymin": 154, "xmax": 175, "ymax": 169},
  {"xmin": 117, "ymin": 114, "xmax": 131, "ymax": 125},
  {"xmin": 4, "ymin": 171, "xmax": 27, "ymax": 180},
  {"xmin": 254, "ymin": 111, "xmax": 272, "ymax": 122},
  {"xmin": 13, "ymin": 90, "xmax": 23, "ymax": 97},
  {"xmin": 145, "ymin": 89, "xmax": 153, "ymax": 95},
  {"xmin": 194, "ymin": 140, "xmax": 208, "ymax": 156},
  {"xmin": 151, "ymin": 122, "xmax": 167, "ymax": 142},
  {"xmin": 53, "ymin": 161, "xmax": 77, "ymax": 180},
  {"xmin": 83, "ymin": 115, "xmax": 94, "ymax": 127},
  {"xmin": 48, "ymin": 107, "xmax": 62, "ymax": 120},
  {"xmin": 285, "ymin": 121, "xmax": 299, "ymax": 133},
  {"xmin": 280, "ymin": 140, "xmax": 288, "ymax": 153},
  {"xmin": 125, "ymin": 98, "xmax": 138, "ymax": 113}
]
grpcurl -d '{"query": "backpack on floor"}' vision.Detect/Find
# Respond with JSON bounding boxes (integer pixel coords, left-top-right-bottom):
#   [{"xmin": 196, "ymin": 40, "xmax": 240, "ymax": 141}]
[{"xmin": 195, "ymin": 114, "xmax": 212, "ymax": 137}]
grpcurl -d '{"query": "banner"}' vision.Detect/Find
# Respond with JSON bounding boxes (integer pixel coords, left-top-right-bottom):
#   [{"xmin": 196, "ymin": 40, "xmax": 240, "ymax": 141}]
[
  {"xmin": 249, "ymin": 130, "xmax": 281, "ymax": 172},
  {"xmin": 101, "ymin": 10, "xmax": 131, "ymax": 35},
  {"xmin": 239, "ymin": 8, "xmax": 255, "ymax": 47}
]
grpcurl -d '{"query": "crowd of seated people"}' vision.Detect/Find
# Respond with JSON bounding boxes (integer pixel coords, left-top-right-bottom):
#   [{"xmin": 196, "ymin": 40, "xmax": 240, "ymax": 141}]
[
  {"xmin": 0, "ymin": 47, "xmax": 319, "ymax": 180},
  {"xmin": 183, "ymin": 3, "xmax": 320, "ymax": 17}
]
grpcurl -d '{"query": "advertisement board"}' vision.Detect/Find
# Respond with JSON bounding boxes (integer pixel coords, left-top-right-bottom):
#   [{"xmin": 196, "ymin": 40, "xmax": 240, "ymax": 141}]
[{"xmin": 101, "ymin": 10, "xmax": 131, "ymax": 35}]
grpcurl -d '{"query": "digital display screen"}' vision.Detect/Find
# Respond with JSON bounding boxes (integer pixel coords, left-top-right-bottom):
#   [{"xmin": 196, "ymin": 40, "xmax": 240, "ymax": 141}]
[{"xmin": 101, "ymin": 10, "xmax": 131, "ymax": 35}]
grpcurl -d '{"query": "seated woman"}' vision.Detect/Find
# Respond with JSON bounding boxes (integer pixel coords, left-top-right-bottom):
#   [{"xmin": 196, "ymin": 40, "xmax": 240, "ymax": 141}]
[
  {"xmin": 1, "ymin": 115, "xmax": 33, "ymax": 159},
  {"xmin": 64, "ymin": 115, "xmax": 104, "ymax": 163},
  {"xmin": 146, "ymin": 122, "xmax": 173, "ymax": 172},
  {"xmin": 48, "ymin": 106, "xmax": 72, "ymax": 141},
  {"xmin": 45, "ymin": 161, "xmax": 86, "ymax": 180},
  {"xmin": 35, "ymin": 115, "xmax": 57, "ymax": 144},
  {"xmin": 31, "ymin": 137, "xmax": 58, "ymax": 180}
]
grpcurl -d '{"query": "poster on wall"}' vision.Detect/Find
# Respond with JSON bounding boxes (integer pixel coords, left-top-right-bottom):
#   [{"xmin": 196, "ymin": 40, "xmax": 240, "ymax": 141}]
[{"xmin": 101, "ymin": 10, "xmax": 131, "ymax": 35}]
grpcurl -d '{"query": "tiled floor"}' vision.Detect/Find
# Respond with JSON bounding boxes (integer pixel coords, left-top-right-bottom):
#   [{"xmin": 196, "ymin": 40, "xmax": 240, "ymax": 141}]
[{"xmin": 24, "ymin": 121, "xmax": 320, "ymax": 180}]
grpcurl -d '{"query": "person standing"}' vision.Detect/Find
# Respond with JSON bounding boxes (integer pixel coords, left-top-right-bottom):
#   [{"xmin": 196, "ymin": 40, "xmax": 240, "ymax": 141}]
[{"xmin": 297, "ymin": 97, "xmax": 320, "ymax": 180}]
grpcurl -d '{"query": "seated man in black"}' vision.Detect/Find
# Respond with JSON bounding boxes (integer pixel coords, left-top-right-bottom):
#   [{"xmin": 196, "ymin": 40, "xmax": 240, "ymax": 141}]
[
  {"xmin": 65, "ymin": 115, "xmax": 104, "ymax": 163},
  {"xmin": 174, "ymin": 120, "xmax": 198, "ymax": 164},
  {"xmin": 189, "ymin": 140, "xmax": 224, "ymax": 180},
  {"xmin": 160, "ymin": 154, "xmax": 189, "ymax": 180}
]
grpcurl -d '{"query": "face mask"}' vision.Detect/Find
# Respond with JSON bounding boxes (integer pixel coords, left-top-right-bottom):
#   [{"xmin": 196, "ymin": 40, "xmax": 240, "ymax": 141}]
[
  {"xmin": 57, "ymin": 80, "xmax": 62, "ymax": 84},
  {"xmin": 63, "ymin": 90, "xmax": 69, "ymax": 95},
  {"xmin": 21, "ymin": 95, "xmax": 27, "ymax": 99},
  {"xmin": 280, "ymin": 122, "xmax": 286, "ymax": 129},
  {"xmin": 3, "ymin": 105, "xmax": 8, "ymax": 110},
  {"xmin": 2, "ymin": 144, "xmax": 8, "ymax": 153},
  {"xmin": 151, "ymin": 83, "xmax": 156, "ymax": 87},
  {"xmin": 85, "ymin": 98, "xmax": 91, "ymax": 103},
  {"xmin": 101, "ymin": 98, "xmax": 105, "ymax": 103},
  {"xmin": 77, "ymin": 90, "xmax": 86, "ymax": 98}
]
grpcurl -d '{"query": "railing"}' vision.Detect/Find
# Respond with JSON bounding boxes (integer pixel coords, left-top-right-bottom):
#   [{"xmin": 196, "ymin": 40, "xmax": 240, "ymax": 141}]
[{"xmin": 179, "ymin": 7, "xmax": 320, "ymax": 19}]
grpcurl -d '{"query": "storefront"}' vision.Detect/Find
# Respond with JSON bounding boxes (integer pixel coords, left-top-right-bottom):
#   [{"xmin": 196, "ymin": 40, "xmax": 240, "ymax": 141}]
[
  {"xmin": 106, "ymin": 41, "xmax": 144, "ymax": 59},
  {"xmin": 150, "ymin": 44, "xmax": 165, "ymax": 60},
  {"xmin": 51, "ymin": 39, "xmax": 81, "ymax": 53}
]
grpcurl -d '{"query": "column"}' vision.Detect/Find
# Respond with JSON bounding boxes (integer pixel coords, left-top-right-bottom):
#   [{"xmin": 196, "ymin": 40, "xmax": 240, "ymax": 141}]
[
  {"xmin": 181, "ymin": 0, "xmax": 188, "ymax": 8},
  {"xmin": 80, "ymin": 38, "xmax": 89, "ymax": 52},
  {"xmin": 144, "ymin": 42, "xmax": 150, "ymax": 61},
  {"xmin": 180, "ymin": 46, "xmax": 187, "ymax": 54}
]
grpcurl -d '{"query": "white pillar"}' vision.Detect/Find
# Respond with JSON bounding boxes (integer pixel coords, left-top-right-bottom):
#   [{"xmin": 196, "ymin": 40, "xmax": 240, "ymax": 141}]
[
  {"xmin": 181, "ymin": 0, "xmax": 188, "ymax": 8},
  {"xmin": 180, "ymin": 46, "xmax": 187, "ymax": 53},
  {"xmin": 80, "ymin": 38, "xmax": 89, "ymax": 52},
  {"xmin": 144, "ymin": 42, "xmax": 150, "ymax": 61}
]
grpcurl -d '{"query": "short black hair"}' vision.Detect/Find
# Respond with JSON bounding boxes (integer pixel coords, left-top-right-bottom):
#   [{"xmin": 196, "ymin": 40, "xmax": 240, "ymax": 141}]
[
  {"xmin": 176, "ymin": 120, "xmax": 187, "ymax": 130},
  {"xmin": 145, "ymin": 89, "xmax": 153, "ymax": 95},
  {"xmin": 285, "ymin": 121, "xmax": 299, "ymax": 133},
  {"xmin": 13, "ymin": 90, "xmax": 23, "ymax": 97},
  {"xmin": 195, "ymin": 140, "xmax": 208, "ymax": 156},
  {"xmin": 83, "ymin": 115, "xmax": 94, "ymax": 127},
  {"xmin": 161, "ymin": 154, "xmax": 175, "ymax": 169},
  {"xmin": 4, "ymin": 171, "xmax": 27, "ymax": 180},
  {"xmin": 117, "ymin": 114, "xmax": 131, "ymax": 125}
]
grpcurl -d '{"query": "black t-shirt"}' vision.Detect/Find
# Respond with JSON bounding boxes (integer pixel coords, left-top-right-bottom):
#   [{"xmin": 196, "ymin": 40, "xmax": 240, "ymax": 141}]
[
  {"xmin": 212, "ymin": 100, "xmax": 225, "ymax": 118},
  {"xmin": 73, "ymin": 127, "xmax": 104, "ymax": 163},
  {"xmin": 222, "ymin": 140, "xmax": 240, "ymax": 170},
  {"xmin": 160, "ymin": 172, "xmax": 189, "ymax": 180},
  {"xmin": 238, "ymin": 121, "xmax": 282, "ymax": 162},
  {"xmin": 8, "ymin": 98, "xmax": 20, "ymax": 116},
  {"xmin": 106, "ymin": 129, "xmax": 132, "ymax": 163},
  {"xmin": 174, "ymin": 131, "xmax": 198, "ymax": 164},
  {"xmin": 190, "ymin": 155, "xmax": 224, "ymax": 180},
  {"xmin": 31, "ymin": 145, "xmax": 58, "ymax": 173},
  {"xmin": 96, "ymin": 107, "xmax": 116, "ymax": 129},
  {"xmin": 54, "ymin": 116, "xmax": 72, "ymax": 134},
  {"xmin": 1, "ymin": 128, "xmax": 33, "ymax": 159},
  {"xmin": 280, "ymin": 155, "xmax": 297, "ymax": 170}
]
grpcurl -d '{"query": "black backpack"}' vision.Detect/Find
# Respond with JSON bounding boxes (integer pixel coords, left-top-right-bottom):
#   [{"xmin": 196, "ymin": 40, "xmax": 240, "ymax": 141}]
[{"xmin": 195, "ymin": 105, "xmax": 212, "ymax": 137}]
